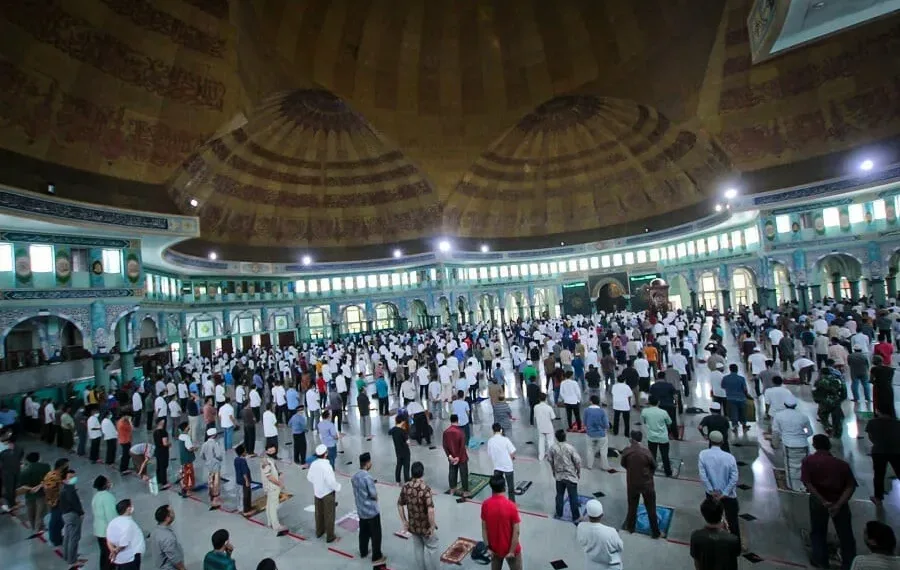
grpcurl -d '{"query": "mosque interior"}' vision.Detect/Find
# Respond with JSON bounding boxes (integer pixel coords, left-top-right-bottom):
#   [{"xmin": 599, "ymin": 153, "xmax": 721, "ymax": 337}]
[{"xmin": 3, "ymin": 0, "xmax": 900, "ymax": 568}]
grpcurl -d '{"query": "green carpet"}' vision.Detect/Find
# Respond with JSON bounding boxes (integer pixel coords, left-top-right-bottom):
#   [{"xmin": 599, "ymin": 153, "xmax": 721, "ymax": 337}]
[
  {"xmin": 856, "ymin": 411, "xmax": 874, "ymax": 420},
  {"xmin": 447, "ymin": 473, "xmax": 492, "ymax": 498}
]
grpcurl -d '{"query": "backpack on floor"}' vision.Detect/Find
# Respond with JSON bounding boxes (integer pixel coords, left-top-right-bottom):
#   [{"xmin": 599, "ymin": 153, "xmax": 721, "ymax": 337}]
[{"xmin": 471, "ymin": 541, "xmax": 492, "ymax": 565}]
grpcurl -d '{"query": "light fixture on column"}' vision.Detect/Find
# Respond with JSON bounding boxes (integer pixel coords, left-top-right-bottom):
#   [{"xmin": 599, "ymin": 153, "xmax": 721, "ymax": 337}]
[
  {"xmin": 860, "ymin": 159, "xmax": 874, "ymax": 172},
  {"xmin": 393, "ymin": 248, "xmax": 402, "ymax": 258},
  {"xmin": 302, "ymin": 255, "xmax": 312, "ymax": 266},
  {"xmin": 480, "ymin": 244, "xmax": 489, "ymax": 253},
  {"xmin": 715, "ymin": 204, "xmax": 723, "ymax": 212},
  {"xmin": 438, "ymin": 240, "xmax": 451, "ymax": 252},
  {"xmin": 208, "ymin": 252, "xmax": 217, "ymax": 260},
  {"xmin": 189, "ymin": 198, "xmax": 199, "ymax": 207},
  {"xmin": 724, "ymin": 188, "xmax": 738, "ymax": 200}
]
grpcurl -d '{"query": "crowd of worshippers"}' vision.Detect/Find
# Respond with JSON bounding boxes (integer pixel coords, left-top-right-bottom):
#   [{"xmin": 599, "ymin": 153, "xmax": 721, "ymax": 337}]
[{"xmin": 1, "ymin": 296, "xmax": 900, "ymax": 568}]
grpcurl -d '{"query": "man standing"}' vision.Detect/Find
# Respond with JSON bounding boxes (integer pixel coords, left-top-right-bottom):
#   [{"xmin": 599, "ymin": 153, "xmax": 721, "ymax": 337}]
[
  {"xmin": 610, "ymin": 377, "xmax": 632, "ymax": 436},
  {"xmin": 390, "ymin": 415, "xmax": 411, "ymax": 483},
  {"xmin": 288, "ymin": 407, "xmax": 308, "ymax": 466},
  {"xmin": 0, "ymin": 435, "xmax": 23, "ymax": 513},
  {"xmin": 234, "ymin": 445, "xmax": 253, "ymax": 517},
  {"xmin": 107, "ymin": 499, "xmax": 146, "ymax": 570},
  {"xmin": 481, "ymin": 474, "xmax": 522, "ymax": 570},
  {"xmin": 534, "ymin": 393, "xmax": 557, "ymax": 461},
  {"xmin": 261, "ymin": 443, "xmax": 288, "ymax": 536},
  {"xmin": 583, "ymin": 395, "xmax": 611, "ymax": 471},
  {"xmin": 177, "ymin": 422, "xmax": 198, "ymax": 498},
  {"xmin": 116, "ymin": 414, "xmax": 133, "ymax": 474},
  {"xmin": 307, "ymin": 444, "xmax": 341, "ymax": 543},
  {"xmin": 698, "ymin": 403, "xmax": 731, "ymax": 452},
  {"xmin": 771, "ymin": 396, "xmax": 812, "ymax": 492},
  {"xmin": 443, "ymin": 414, "xmax": 470, "ymax": 498},
  {"xmin": 358, "ymin": 388, "xmax": 372, "ymax": 441},
  {"xmin": 200, "ymin": 428, "xmax": 224, "ymax": 509},
  {"xmin": 866, "ymin": 409, "xmax": 900, "ymax": 506},
  {"xmin": 217, "ymin": 398, "xmax": 236, "ymax": 452},
  {"xmin": 698, "ymin": 431, "xmax": 740, "ymax": 545},
  {"xmin": 203, "ymin": 529, "xmax": 236, "ymax": 570},
  {"xmin": 20, "ymin": 452, "xmax": 49, "ymax": 531},
  {"xmin": 87, "ymin": 407, "xmax": 103, "ymax": 463},
  {"xmin": 352, "ymin": 453, "xmax": 385, "ymax": 565},
  {"xmin": 398, "ymin": 461, "xmax": 439, "ymax": 570},
  {"xmin": 690, "ymin": 497, "xmax": 741, "ymax": 570},
  {"xmin": 487, "ymin": 423, "xmax": 517, "ymax": 502},
  {"xmin": 853, "ymin": 521, "xmax": 900, "ymax": 569},
  {"xmin": 620, "ymin": 430, "xmax": 660, "ymax": 538},
  {"xmin": 60, "ymin": 468, "xmax": 84, "ymax": 568},
  {"xmin": 813, "ymin": 363, "xmax": 848, "ymax": 437},
  {"xmin": 576, "ymin": 500, "xmax": 623, "ymax": 570},
  {"xmin": 721, "ymin": 364, "xmax": 750, "ymax": 433},
  {"xmin": 648, "ymin": 372, "xmax": 679, "ymax": 440},
  {"xmin": 559, "ymin": 371, "xmax": 583, "ymax": 430},
  {"xmin": 801, "ymin": 435, "xmax": 857, "ymax": 570},
  {"xmin": 548, "ymin": 429, "xmax": 582, "ymax": 521},
  {"xmin": 149, "ymin": 505, "xmax": 186, "ymax": 570},
  {"xmin": 641, "ymin": 396, "xmax": 673, "ymax": 477}
]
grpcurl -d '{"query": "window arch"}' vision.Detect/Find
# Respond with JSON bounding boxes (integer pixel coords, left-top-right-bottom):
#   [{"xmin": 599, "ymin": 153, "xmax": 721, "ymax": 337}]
[
  {"xmin": 374, "ymin": 303, "xmax": 398, "ymax": 330},
  {"xmin": 699, "ymin": 272, "xmax": 719, "ymax": 310},
  {"xmin": 342, "ymin": 305, "xmax": 367, "ymax": 334},
  {"xmin": 305, "ymin": 307, "xmax": 330, "ymax": 340},
  {"xmin": 731, "ymin": 268, "xmax": 756, "ymax": 307}
]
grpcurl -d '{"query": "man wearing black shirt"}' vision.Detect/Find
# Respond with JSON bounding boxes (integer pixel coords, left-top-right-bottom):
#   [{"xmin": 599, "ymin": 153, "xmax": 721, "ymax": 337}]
[
  {"xmin": 690, "ymin": 497, "xmax": 741, "ymax": 570},
  {"xmin": 389, "ymin": 416, "xmax": 410, "ymax": 483},
  {"xmin": 866, "ymin": 409, "xmax": 900, "ymax": 506},
  {"xmin": 619, "ymin": 363, "xmax": 640, "ymax": 406},
  {"xmin": 698, "ymin": 403, "xmax": 731, "ymax": 452},
  {"xmin": 585, "ymin": 365, "xmax": 602, "ymax": 400}
]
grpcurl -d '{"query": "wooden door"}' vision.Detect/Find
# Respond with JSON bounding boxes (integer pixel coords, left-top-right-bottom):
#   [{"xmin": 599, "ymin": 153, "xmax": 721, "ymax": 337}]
[
  {"xmin": 199, "ymin": 340, "xmax": 213, "ymax": 358},
  {"xmin": 221, "ymin": 338, "xmax": 233, "ymax": 354}
]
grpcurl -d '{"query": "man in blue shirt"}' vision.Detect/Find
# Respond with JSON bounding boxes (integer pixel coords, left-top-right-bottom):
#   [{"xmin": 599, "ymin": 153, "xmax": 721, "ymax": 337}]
[
  {"xmin": 698, "ymin": 430, "xmax": 741, "ymax": 545},
  {"xmin": 450, "ymin": 390, "xmax": 471, "ymax": 444},
  {"xmin": 492, "ymin": 362, "xmax": 505, "ymax": 386},
  {"xmin": 583, "ymin": 395, "xmax": 610, "ymax": 470},
  {"xmin": 720, "ymin": 364, "xmax": 749, "ymax": 432},
  {"xmin": 375, "ymin": 377, "xmax": 390, "ymax": 416},
  {"xmin": 234, "ymin": 444, "xmax": 253, "ymax": 516},
  {"xmin": 286, "ymin": 386, "xmax": 301, "ymax": 414},
  {"xmin": 288, "ymin": 408, "xmax": 308, "ymax": 465},
  {"xmin": 317, "ymin": 410, "xmax": 339, "ymax": 468},
  {"xmin": 351, "ymin": 452, "xmax": 384, "ymax": 564}
]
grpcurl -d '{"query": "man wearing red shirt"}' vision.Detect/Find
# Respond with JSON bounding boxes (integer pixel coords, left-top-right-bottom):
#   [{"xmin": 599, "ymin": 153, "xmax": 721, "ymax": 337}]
[
  {"xmin": 116, "ymin": 414, "xmax": 133, "ymax": 474},
  {"xmin": 481, "ymin": 474, "xmax": 522, "ymax": 570},
  {"xmin": 874, "ymin": 335, "xmax": 893, "ymax": 367},
  {"xmin": 442, "ymin": 415, "xmax": 469, "ymax": 497}
]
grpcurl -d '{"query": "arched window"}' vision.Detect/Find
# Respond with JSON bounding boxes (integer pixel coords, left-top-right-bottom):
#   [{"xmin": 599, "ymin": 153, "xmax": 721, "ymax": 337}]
[
  {"xmin": 374, "ymin": 303, "xmax": 397, "ymax": 330},
  {"xmin": 731, "ymin": 268, "xmax": 756, "ymax": 307},
  {"xmin": 343, "ymin": 305, "xmax": 367, "ymax": 334},
  {"xmin": 306, "ymin": 307, "xmax": 330, "ymax": 340},
  {"xmin": 773, "ymin": 264, "xmax": 791, "ymax": 304},
  {"xmin": 699, "ymin": 272, "xmax": 718, "ymax": 310}
]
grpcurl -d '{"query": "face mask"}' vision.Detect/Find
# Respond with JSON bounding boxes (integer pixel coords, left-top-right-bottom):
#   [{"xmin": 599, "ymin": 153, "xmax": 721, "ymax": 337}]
[
  {"xmin": 267, "ymin": 452, "xmax": 277, "ymax": 458},
  {"xmin": 68, "ymin": 477, "xmax": 78, "ymax": 485}
]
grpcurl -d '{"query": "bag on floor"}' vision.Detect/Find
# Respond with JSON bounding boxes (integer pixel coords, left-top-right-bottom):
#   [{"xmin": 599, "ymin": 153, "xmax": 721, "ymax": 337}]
[
  {"xmin": 471, "ymin": 541, "xmax": 492, "ymax": 564},
  {"xmin": 745, "ymin": 398, "xmax": 756, "ymax": 421}
]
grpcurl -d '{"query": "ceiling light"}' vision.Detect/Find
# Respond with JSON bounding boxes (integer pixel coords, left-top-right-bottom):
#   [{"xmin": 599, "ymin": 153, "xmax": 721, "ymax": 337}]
[
  {"xmin": 302, "ymin": 255, "xmax": 312, "ymax": 265},
  {"xmin": 812, "ymin": 1, "xmax": 826, "ymax": 8},
  {"xmin": 393, "ymin": 248, "xmax": 402, "ymax": 258},
  {"xmin": 189, "ymin": 198, "xmax": 198, "ymax": 207},
  {"xmin": 438, "ymin": 240, "xmax": 451, "ymax": 252},
  {"xmin": 480, "ymin": 244, "xmax": 489, "ymax": 253},
  {"xmin": 560, "ymin": 241, "xmax": 566, "ymax": 246},
  {"xmin": 644, "ymin": 227, "xmax": 650, "ymax": 233},
  {"xmin": 208, "ymin": 252, "xmax": 217, "ymax": 260},
  {"xmin": 724, "ymin": 188, "xmax": 738, "ymax": 200},
  {"xmin": 715, "ymin": 204, "xmax": 723, "ymax": 212},
  {"xmin": 47, "ymin": 183, "xmax": 55, "ymax": 194},
  {"xmin": 860, "ymin": 159, "xmax": 874, "ymax": 171}
]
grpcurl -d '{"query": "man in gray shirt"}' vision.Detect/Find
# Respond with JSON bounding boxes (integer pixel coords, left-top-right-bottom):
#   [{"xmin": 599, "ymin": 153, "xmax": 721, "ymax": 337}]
[
  {"xmin": 149, "ymin": 505, "xmax": 184, "ymax": 570},
  {"xmin": 199, "ymin": 428, "xmax": 224, "ymax": 509},
  {"xmin": 351, "ymin": 452, "xmax": 385, "ymax": 564}
]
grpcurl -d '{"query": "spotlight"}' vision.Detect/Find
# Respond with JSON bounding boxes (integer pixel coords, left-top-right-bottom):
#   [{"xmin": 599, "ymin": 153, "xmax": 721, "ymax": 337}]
[
  {"xmin": 438, "ymin": 240, "xmax": 451, "ymax": 252},
  {"xmin": 724, "ymin": 188, "xmax": 738, "ymax": 200},
  {"xmin": 302, "ymin": 255, "xmax": 312, "ymax": 265},
  {"xmin": 208, "ymin": 252, "xmax": 217, "ymax": 260},
  {"xmin": 860, "ymin": 159, "xmax": 874, "ymax": 172},
  {"xmin": 715, "ymin": 204, "xmax": 723, "ymax": 212},
  {"xmin": 480, "ymin": 244, "xmax": 489, "ymax": 253},
  {"xmin": 644, "ymin": 227, "xmax": 650, "ymax": 233},
  {"xmin": 560, "ymin": 241, "xmax": 565, "ymax": 246},
  {"xmin": 47, "ymin": 183, "xmax": 55, "ymax": 194},
  {"xmin": 393, "ymin": 248, "xmax": 402, "ymax": 258},
  {"xmin": 189, "ymin": 198, "xmax": 199, "ymax": 207}
]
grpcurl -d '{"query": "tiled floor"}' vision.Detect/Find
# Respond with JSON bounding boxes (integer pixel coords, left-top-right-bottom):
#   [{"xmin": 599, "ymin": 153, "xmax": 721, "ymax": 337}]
[{"xmin": 3, "ymin": 326, "xmax": 899, "ymax": 570}]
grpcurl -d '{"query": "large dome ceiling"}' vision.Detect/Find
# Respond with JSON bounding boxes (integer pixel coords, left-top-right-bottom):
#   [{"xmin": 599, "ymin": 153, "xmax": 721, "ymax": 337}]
[{"xmin": 0, "ymin": 0, "xmax": 899, "ymax": 260}]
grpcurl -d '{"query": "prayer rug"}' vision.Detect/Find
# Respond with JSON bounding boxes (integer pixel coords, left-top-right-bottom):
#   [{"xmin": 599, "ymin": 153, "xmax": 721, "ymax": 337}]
[
  {"xmin": 636, "ymin": 504, "xmax": 674, "ymax": 537},
  {"xmin": 801, "ymin": 528, "xmax": 844, "ymax": 568},
  {"xmin": 654, "ymin": 457, "xmax": 683, "ymax": 478},
  {"xmin": 467, "ymin": 438, "xmax": 486, "ymax": 450},
  {"xmin": 245, "ymin": 491, "xmax": 293, "ymax": 518},
  {"xmin": 447, "ymin": 473, "xmax": 492, "ymax": 499},
  {"xmin": 337, "ymin": 511, "xmax": 360, "ymax": 532},
  {"xmin": 781, "ymin": 377, "xmax": 803, "ymax": 385},
  {"xmin": 514, "ymin": 481, "xmax": 532, "ymax": 495},
  {"xmin": 441, "ymin": 537, "xmax": 478, "ymax": 564},
  {"xmin": 559, "ymin": 495, "xmax": 592, "ymax": 522},
  {"xmin": 856, "ymin": 411, "xmax": 874, "ymax": 421}
]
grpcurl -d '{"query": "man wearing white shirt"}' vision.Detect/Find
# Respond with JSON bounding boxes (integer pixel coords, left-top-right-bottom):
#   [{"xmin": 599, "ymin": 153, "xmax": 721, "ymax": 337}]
[
  {"xmin": 106, "ymin": 499, "xmax": 145, "ymax": 569},
  {"xmin": 263, "ymin": 404, "xmax": 279, "ymax": 453},
  {"xmin": 177, "ymin": 380, "xmax": 188, "ymax": 409},
  {"xmin": 131, "ymin": 391, "xmax": 143, "ymax": 428},
  {"xmin": 559, "ymin": 372, "xmax": 583, "ymax": 430},
  {"xmin": 763, "ymin": 377, "xmax": 793, "ymax": 419},
  {"xmin": 771, "ymin": 396, "xmax": 812, "ymax": 491},
  {"xmin": 768, "ymin": 327, "xmax": 785, "ymax": 361},
  {"xmin": 249, "ymin": 387, "xmax": 262, "ymax": 423},
  {"xmin": 416, "ymin": 366, "xmax": 430, "ymax": 400},
  {"xmin": 218, "ymin": 398, "xmax": 236, "ymax": 451},
  {"xmin": 153, "ymin": 395, "xmax": 168, "ymax": 428},
  {"xmin": 307, "ymin": 444, "xmax": 341, "ymax": 543},
  {"xmin": 533, "ymin": 393, "xmax": 557, "ymax": 461},
  {"xmin": 272, "ymin": 381, "xmax": 287, "ymax": 424},
  {"xmin": 610, "ymin": 377, "xmax": 632, "ymax": 437},
  {"xmin": 305, "ymin": 387, "xmax": 321, "ymax": 431},
  {"xmin": 851, "ymin": 331, "xmax": 871, "ymax": 354},
  {"xmin": 155, "ymin": 379, "xmax": 166, "ymax": 398},
  {"xmin": 793, "ymin": 356, "xmax": 815, "ymax": 385},
  {"xmin": 167, "ymin": 398, "xmax": 182, "ymax": 437},
  {"xmin": 214, "ymin": 383, "xmax": 226, "ymax": 409},
  {"xmin": 487, "ymin": 422, "xmax": 517, "ymax": 502},
  {"xmin": 101, "ymin": 413, "xmax": 118, "ymax": 465},
  {"xmin": 235, "ymin": 384, "xmax": 246, "ymax": 417},
  {"xmin": 400, "ymin": 378, "xmax": 417, "ymax": 407}
]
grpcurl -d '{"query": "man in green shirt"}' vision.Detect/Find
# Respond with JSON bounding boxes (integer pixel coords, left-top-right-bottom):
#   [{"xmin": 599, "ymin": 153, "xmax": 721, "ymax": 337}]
[
  {"xmin": 20, "ymin": 452, "xmax": 50, "ymax": 532},
  {"xmin": 641, "ymin": 396, "xmax": 673, "ymax": 477},
  {"xmin": 203, "ymin": 529, "xmax": 237, "ymax": 570}
]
